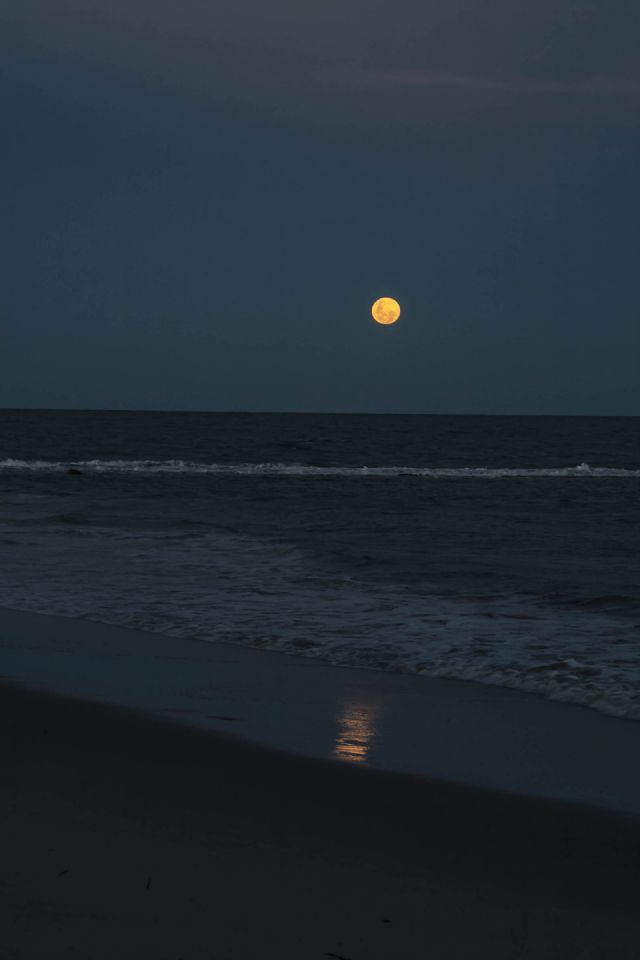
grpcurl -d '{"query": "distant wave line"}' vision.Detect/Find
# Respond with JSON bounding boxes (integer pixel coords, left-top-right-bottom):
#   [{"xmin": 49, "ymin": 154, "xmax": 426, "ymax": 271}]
[{"xmin": 1, "ymin": 459, "xmax": 639, "ymax": 478}]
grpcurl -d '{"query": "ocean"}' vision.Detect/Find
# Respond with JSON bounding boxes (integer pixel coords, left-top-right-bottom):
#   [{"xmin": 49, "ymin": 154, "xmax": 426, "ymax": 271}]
[{"xmin": 1, "ymin": 409, "xmax": 639, "ymax": 718}]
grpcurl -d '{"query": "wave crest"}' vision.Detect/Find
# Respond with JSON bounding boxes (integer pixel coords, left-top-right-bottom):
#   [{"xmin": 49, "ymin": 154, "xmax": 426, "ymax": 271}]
[{"xmin": 0, "ymin": 458, "xmax": 638, "ymax": 478}]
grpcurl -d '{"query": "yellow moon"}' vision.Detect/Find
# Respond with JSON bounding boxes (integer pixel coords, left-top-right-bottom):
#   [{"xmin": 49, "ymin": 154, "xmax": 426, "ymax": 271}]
[{"xmin": 372, "ymin": 297, "xmax": 401, "ymax": 325}]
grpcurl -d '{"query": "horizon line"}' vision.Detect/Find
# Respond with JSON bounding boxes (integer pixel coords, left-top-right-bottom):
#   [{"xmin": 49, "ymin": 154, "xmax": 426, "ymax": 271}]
[{"xmin": 0, "ymin": 406, "xmax": 637, "ymax": 419}]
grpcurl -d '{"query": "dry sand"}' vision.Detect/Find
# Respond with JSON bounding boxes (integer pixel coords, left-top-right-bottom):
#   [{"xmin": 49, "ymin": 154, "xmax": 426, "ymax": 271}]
[{"xmin": 2, "ymin": 681, "xmax": 640, "ymax": 959}]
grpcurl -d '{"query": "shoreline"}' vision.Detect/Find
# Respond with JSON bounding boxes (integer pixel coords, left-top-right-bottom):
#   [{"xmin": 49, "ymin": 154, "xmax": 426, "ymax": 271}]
[
  {"xmin": 3, "ymin": 679, "xmax": 640, "ymax": 958},
  {"xmin": 2, "ymin": 606, "xmax": 640, "ymax": 814}
]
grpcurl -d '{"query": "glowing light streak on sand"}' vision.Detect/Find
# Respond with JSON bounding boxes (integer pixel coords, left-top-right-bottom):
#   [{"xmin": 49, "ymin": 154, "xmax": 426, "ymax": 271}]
[{"xmin": 333, "ymin": 701, "xmax": 377, "ymax": 763}]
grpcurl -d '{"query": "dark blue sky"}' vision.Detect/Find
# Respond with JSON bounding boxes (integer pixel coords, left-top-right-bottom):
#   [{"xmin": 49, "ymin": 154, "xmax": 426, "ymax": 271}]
[{"xmin": 3, "ymin": 0, "xmax": 639, "ymax": 413}]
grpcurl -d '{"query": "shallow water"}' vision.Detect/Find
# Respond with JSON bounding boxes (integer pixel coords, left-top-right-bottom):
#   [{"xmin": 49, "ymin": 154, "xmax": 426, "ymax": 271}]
[{"xmin": 1, "ymin": 409, "xmax": 639, "ymax": 717}]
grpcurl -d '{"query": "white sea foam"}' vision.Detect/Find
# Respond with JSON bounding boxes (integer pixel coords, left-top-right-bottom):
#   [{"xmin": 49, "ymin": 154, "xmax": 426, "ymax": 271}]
[
  {"xmin": 0, "ymin": 518, "xmax": 639, "ymax": 720},
  {"xmin": 0, "ymin": 458, "xmax": 638, "ymax": 478}
]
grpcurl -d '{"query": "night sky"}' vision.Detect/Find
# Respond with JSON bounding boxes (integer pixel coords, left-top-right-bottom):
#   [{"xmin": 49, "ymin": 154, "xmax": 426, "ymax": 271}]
[{"xmin": 3, "ymin": 0, "xmax": 639, "ymax": 413}]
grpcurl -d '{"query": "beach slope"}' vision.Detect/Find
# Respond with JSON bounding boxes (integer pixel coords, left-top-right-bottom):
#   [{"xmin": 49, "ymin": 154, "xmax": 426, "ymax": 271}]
[{"xmin": 2, "ymin": 681, "xmax": 640, "ymax": 959}]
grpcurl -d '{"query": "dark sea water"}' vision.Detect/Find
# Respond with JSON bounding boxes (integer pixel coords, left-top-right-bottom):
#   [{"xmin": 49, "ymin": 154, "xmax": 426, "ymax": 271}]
[{"xmin": 1, "ymin": 410, "xmax": 639, "ymax": 717}]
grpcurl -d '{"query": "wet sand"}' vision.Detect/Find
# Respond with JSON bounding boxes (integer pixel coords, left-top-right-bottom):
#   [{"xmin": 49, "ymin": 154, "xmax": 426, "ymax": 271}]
[
  {"xmin": 4, "ymin": 607, "xmax": 640, "ymax": 815},
  {"xmin": 3, "ymin": 680, "xmax": 640, "ymax": 959}
]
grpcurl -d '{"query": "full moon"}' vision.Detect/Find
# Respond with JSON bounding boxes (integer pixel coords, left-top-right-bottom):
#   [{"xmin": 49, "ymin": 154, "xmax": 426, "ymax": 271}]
[{"xmin": 371, "ymin": 297, "xmax": 401, "ymax": 326}]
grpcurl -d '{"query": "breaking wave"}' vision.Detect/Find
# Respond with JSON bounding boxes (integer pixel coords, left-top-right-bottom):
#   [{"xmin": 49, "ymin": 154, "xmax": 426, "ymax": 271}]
[
  {"xmin": 1, "ymin": 523, "xmax": 639, "ymax": 720},
  {"xmin": 1, "ymin": 459, "xmax": 639, "ymax": 478}
]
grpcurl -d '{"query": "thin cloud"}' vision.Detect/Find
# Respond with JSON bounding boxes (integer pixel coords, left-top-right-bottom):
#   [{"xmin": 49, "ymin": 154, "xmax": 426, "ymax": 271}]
[{"xmin": 331, "ymin": 69, "xmax": 640, "ymax": 98}]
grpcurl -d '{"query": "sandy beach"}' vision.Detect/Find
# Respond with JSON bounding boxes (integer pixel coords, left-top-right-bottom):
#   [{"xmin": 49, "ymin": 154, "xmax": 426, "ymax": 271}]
[
  {"xmin": 3, "ymin": 674, "xmax": 640, "ymax": 959},
  {"xmin": 5, "ymin": 0, "xmax": 639, "ymax": 944}
]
